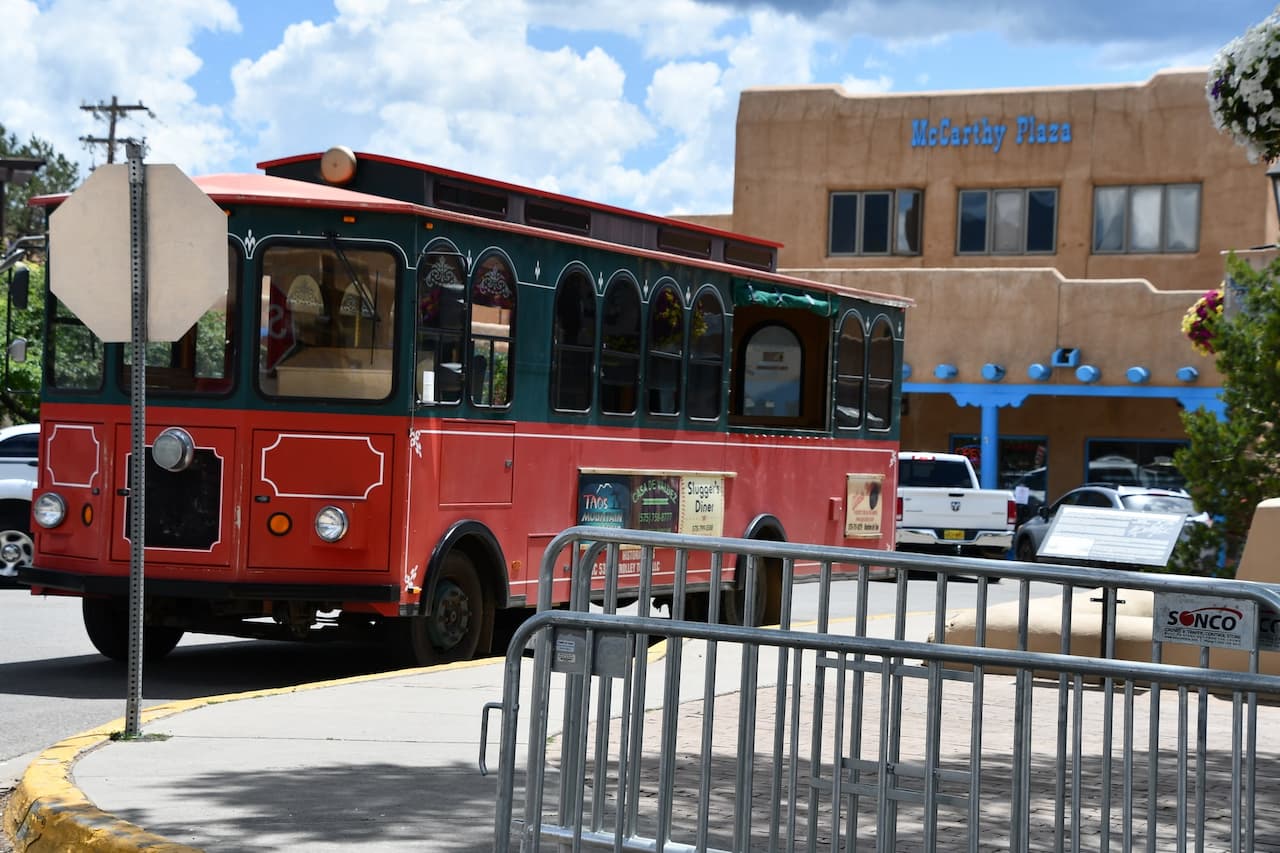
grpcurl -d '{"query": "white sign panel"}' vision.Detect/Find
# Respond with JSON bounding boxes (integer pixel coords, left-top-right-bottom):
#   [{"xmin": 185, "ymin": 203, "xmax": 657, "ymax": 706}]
[
  {"xmin": 1153, "ymin": 593, "xmax": 1257, "ymax": 650},
  {"xmin": 49, "ymin": 163, "xmax": 227, "ymax": 342},
  {"xmin": 1260, "ymin": 606, "xmax": 1280, "ymax": 652},
  {"xmin": 1038, "ymin": 506, "xmax": 1184, "ymax": 567}
]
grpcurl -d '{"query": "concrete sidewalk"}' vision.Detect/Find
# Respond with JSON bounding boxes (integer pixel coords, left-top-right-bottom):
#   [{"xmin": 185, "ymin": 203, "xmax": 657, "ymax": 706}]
[
  {"xmin": 5, "ymin": 606, "xmax": 1278, "ymax": 852},
  {"xmin": 2, "ymin": 613, "xmax": 928, "ymax": 853}
]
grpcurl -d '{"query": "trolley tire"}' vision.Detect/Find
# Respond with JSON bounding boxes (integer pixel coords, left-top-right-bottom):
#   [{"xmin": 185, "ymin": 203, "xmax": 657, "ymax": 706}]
[
  {"xmin": 390, "ymin": 550, "xmax": 487, "ymax": 667},
  {"xmin": 82, "ymin": 598, "xmax": 184, "ymax": 662},
  {"xmin": 721, "ymin": 554, "xmax": 783, "ymax": 627},
  {"xmin": 0, "ymin": 507, "xmax": 33, "ymax": 580}
]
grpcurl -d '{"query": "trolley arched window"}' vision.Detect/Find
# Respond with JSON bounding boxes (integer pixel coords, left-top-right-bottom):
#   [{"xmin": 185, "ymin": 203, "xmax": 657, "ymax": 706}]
[
  {"xmin": 552, "ymin": 268, "xmax": 596, "ymax": 412},
  {"xmin": 646, "ymin": 282, "xmax": 684, "ymax": 415},
  {"xmin": 866, "ymin": 316, "xmax": 895, "ymax": 430},
  {"xmin": 835, "ymin": 311, "xmax": 866, "ymax": 429},
  {"xmin": 470, "ymin": 253, "xmax": 516, "ymax": 407},
  {"xmin": 599, "ymin": 274, "xmax": 641, "ymax": 416},
  {"xmin": 415, "ymin": 243, "xmax": 467, "ymax": 405},
  {"xmin": 739, "ymin": 323, "xmax": 802, "ymax": 418},
  {"xmin": 687, "ymin": 288, "xmax": 724, "ymax": 420}
]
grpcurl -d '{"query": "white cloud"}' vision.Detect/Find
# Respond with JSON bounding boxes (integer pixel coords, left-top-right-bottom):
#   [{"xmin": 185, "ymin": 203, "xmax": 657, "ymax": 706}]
[
  {"xmin": 841, "ymin": 74, "xmax": 893, "ymax": 95},
  {"xmin": 228, "ymin": 0, "xmax": 655, "ymax": 203},
  {"xmin": 0, "ymin": 0, "xmax": 239, "ymax": 171}
]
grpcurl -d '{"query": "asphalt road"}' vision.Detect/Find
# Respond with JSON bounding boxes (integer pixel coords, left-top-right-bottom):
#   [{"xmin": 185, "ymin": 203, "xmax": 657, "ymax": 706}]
[{"xmin": 1, "ymin": 568, "xmax": 1045, "ymax": 792}]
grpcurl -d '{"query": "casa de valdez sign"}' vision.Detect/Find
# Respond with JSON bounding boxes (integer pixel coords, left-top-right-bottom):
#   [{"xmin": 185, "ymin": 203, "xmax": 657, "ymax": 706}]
[{"xmin": 910, "ymin": 115, "xmax": 1073, "ymax": 154}]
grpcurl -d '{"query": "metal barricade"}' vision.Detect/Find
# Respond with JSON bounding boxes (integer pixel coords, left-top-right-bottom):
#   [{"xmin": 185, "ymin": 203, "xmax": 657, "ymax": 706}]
[{"xmin": 481, "ymin": 527, "xmax": 1280, "ymax": 852}]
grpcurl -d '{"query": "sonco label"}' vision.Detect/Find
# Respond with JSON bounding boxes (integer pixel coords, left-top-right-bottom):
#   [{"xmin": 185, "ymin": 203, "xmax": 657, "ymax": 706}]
[{"xmin": 1154, "ymin": 593, "xmax": 1257, "ymax": 651}]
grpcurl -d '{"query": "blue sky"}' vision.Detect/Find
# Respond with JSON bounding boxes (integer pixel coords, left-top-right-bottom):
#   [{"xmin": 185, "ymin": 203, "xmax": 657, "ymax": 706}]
[{"xmin": 2, "ymin": 0, "xmax": 1276, "ymax": 214}]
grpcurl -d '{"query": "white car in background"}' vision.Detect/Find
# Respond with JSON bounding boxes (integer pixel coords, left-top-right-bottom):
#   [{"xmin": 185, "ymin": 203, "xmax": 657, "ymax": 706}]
[{"xmin": 0, "ymin": 422, "xmax": 38, "ymax": 583}]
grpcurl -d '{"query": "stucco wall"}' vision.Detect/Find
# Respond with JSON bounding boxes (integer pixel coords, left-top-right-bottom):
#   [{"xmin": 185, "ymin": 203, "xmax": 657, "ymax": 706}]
[
  {"xmin": 734, "ymin": 70, "xmax": 1271, "ymax": 292},
  {"xmin": 788, "ymin": 266, "xmax": 1220, "ymax": 388}
]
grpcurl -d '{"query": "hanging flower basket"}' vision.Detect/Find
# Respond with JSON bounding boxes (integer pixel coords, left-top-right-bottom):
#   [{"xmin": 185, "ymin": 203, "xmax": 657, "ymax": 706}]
[
  {"xmin": 1207, "ymin": 10, "xmax": 1280, "ymax": 162},
  {"xmin": 1181, "ymin": 289, "xmax": 1225, "ymax": 356}
]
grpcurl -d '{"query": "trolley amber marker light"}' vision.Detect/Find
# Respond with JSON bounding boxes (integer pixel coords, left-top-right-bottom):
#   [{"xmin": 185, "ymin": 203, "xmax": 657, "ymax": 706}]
[
  {"xmin": 81, "ymin": 504, "xmax": 93, "ymax": 526},
  {"xmin": 341, "ymin": 214, "xmax": 357, "ymax": 223},
  {"xmin": 267, "ymin": 513, "xmax": 292, "ymax": 536}
]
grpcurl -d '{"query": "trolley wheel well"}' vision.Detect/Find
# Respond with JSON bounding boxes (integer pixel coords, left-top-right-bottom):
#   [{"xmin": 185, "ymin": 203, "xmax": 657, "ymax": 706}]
[{"xmin": 426, "ymin": 521, "xmax": 509, "ymax": 655}]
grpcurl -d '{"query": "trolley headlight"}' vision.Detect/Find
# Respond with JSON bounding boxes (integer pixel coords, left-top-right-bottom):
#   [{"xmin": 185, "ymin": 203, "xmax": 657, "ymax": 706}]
[
  {"xmin": 152, "ymin": 427, "xmax": 195, "ymax": 472},
  {"xmin": 314, "ymin": 506, "xmax": 348, "ymax": 542},
  {"xmin": 34, "ymin": 492, "xmax": 67, "ymax": 529}
]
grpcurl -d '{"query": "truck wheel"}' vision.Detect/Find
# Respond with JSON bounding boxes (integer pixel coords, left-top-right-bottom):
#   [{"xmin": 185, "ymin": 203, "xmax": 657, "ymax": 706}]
[
  {"xmin": 0, "ymin": 507, "xmax": 33, "ymax": 578},
  {"xmin": 82, "ymin": 598, "xmax": 184, "ymax": 662},
  {"xmin": 389, "ymin": 551, "xmax": 488, "ymax": 667}
]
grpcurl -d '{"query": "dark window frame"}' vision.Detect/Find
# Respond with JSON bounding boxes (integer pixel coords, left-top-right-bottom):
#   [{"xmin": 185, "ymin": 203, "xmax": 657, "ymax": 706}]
[
  {"xmin": 550, "ymin": 265, "xmax": 597, "ymax": 413},
  {"xmin": 829, "ymin": 189, "xmax": 922, "ymax": 257},
  {"xmin": 1091, "ymin": 183, "xmax": 1202, "ymax": 254},
  {"xmin": 955, "ymin": 187, "xmax": 1058, "ymax": 256},
  {"xmin": 598, "ymin": 272, "xmax": 643, "ymax": 417},
  {"xmin": 686, "ymin": 285, "xmax": 726, "ymax": 422}
]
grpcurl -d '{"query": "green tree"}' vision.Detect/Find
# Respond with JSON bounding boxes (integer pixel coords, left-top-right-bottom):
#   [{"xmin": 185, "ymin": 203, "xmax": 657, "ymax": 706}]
[
  {"xmin": 0, "ymin": 127, "xmax": 79, "ymax": 424},
  {"xmin": 1172, "ymin": 254, "xmax": 1280, "ymax": 576},
  {"xmin": 1, "ymin": 123, "xmax": 80, "ymax": 248}
]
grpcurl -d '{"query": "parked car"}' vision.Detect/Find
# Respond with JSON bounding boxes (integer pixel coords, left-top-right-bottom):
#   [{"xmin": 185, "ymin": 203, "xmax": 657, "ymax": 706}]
[
  {"xmin": 0, "ymin": 422, "xmax": 38, "ymax": 584},
  {"xmin": 1013, "ymin": 484, "xmax": 1208, "ymax": 565}
]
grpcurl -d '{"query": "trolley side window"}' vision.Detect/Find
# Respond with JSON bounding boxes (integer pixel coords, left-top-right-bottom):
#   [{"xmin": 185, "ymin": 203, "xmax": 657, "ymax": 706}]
[
  {"xmin": 646, "ymin": 282, "xmax": 684, "ymax": 416},
  {"xmin": 49, "ymin": 298, "xmax": 105, "ymax": 391},
  {"xmin": 687, "ymin": 289, "xmax": 725, "ymax": 421},
  {"xmin": 599, "ymin": 275, "xmax": 641, "ymax": 417},
  {"xmin": 551, "ymin": 268, "xmax": 596, "ymax": 412},
  {"xmin": 121, "ymin": 242, "xmax": 239, "ymax": 394},
  {"xmin": 835, "ymin": 311, "xmax": 866, "ymax": 430},
  {"xmin": 258, "ymin": 243, "xmax": 397, "ymax": 401},
  {"xmin": 866, "ymin": 316, "xmax": 895, "ymax": 431},
  {"xmin": 469, "ymin": 253, "xmax": 516, "ymax": 408},
  {"xmin": 416, "ymin": 244, "xmax": 467, "ymax": 406}
]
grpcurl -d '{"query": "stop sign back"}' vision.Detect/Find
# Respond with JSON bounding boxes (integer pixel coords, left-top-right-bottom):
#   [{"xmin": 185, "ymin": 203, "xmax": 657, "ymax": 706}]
[{"xmin": 49, "ymin": 163, "xmax": 227, "ymax": 343}]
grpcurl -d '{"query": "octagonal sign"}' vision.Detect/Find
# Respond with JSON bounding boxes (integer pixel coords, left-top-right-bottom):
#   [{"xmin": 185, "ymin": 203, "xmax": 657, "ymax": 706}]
[{"xmin": 49, "ymin": 163, "xmax": 227, "ymax": 342}]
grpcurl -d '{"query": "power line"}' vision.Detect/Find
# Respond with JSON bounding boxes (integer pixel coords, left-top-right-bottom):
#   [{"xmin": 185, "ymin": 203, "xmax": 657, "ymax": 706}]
[{"xmin": 80, "ymin": 96, "xmax": 154, "ymax": 164}]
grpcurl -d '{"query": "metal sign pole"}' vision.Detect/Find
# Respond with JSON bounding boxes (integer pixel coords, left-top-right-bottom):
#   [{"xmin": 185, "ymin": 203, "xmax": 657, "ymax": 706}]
[{"xmin": 124, "ymin": 142, "xmax": 148, "ymax": 737}]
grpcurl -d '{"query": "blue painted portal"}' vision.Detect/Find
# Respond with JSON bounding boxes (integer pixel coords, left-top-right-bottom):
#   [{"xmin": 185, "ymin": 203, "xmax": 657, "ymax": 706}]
[{"xmin": 905, "ymin": 381, "xmax": 1226, "ymax": 488}]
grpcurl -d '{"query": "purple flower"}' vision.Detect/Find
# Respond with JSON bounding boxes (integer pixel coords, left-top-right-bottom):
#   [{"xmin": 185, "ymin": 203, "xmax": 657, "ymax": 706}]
[{"xmin": 1212, "ymin": 77, "xmax": 1225, "ymax": 98}]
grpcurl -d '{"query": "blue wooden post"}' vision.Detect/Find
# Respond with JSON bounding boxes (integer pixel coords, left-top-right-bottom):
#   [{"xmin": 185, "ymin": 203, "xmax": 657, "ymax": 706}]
[{"xmin": 980, "ymin": 403, "xmax": 999, "ymax": 488}]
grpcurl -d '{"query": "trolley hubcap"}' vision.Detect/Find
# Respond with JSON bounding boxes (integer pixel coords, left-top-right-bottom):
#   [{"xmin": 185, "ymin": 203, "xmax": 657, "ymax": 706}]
[{"xmin": 428, "ymin": 579, "xmax": 472, "ymax": 649}]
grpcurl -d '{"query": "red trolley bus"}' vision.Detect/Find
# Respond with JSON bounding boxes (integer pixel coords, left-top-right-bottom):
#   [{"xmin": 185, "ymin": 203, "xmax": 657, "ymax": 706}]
[{"xmin": 18, "ymin": 146, "xmax": 910, "ymax": 665}]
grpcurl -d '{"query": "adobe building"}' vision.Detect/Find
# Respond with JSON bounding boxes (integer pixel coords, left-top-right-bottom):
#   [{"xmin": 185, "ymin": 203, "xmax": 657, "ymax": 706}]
[{"xmin": 723, "ymin": 69, "xmax": 1270, "ymax": 504}]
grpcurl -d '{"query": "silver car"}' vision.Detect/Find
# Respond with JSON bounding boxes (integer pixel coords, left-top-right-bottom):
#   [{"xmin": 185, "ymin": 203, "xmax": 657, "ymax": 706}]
[{"xmin": 1013, "ymin": 484, "xmax": 1208, "ymax": 565}]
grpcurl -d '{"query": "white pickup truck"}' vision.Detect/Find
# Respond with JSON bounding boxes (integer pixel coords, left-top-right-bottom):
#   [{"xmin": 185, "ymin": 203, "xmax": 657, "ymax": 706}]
[{"xmin": 895, "ymin": 451, "xmax": 1016, "ymax": 560}]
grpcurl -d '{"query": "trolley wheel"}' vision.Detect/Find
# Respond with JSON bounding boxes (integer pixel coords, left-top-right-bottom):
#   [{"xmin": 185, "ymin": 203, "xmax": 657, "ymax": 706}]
[
  {"xmin": 82, "ymin": 598, "xmax": 184, "ymax": 662},
  {"xmin": 391, "ymin": 550, "xmax": 488, "ymax": 667},
  {"xmin": 721, "ymin": 554, "xmax": 783, "ymax": 627},
  {"xmin": 1015, "ymin": 537, "xmax": 1038, "ymax": 564},
  {"xmin": 0, "ymin": 507, "xmax": 33, "ymax": 581}
]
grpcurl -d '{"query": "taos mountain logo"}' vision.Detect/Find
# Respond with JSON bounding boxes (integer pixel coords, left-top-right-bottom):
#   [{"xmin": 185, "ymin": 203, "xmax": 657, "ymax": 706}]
[{"xmin": 1166, "ymin": 606, "xmax": 1244, "ymax": 632}]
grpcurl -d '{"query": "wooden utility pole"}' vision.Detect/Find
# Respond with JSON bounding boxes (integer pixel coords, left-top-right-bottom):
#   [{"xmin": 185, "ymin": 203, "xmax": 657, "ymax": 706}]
[{"xmin": 81, "ymin": 96, "xmax": 154, "ymax": 164}]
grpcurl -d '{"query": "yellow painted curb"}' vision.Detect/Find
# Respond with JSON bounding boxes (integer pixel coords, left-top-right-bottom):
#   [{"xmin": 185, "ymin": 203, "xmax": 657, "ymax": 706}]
[{"xmin": 2, "ymin": 655, "xmax": 500, "ymax": 853}]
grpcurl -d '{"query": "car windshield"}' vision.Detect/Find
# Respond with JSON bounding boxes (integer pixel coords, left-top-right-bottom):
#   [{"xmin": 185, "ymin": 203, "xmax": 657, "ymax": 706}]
[{"xmin": 1120, "ymin": 494, "xmax": 1194, "ymax": 514}]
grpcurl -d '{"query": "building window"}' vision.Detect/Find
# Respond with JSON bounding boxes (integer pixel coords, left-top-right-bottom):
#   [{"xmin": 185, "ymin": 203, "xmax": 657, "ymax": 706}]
[
  {"xmin": 1092, "ymin": 184, "xmax": 1201, "ymax": 254},
  {"xmin": 1084, "ymin": 439, "xmax": 1188, "ymax": 489},
  {"xmin": 956, "ymin": 188, "xmax": 1057, "ymax": 255},
  {"xmin": 829, "ymin": 190, "xmax": 922, "ymax": 256}
]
